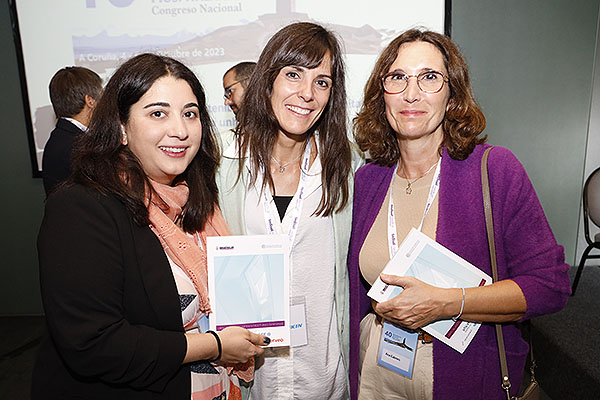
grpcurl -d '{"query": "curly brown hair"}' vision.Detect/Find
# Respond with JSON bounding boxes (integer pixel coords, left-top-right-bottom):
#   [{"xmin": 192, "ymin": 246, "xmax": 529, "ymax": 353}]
[{"xmin": 353, "ymin": 29, "xmax": 486, "ymax": 165}]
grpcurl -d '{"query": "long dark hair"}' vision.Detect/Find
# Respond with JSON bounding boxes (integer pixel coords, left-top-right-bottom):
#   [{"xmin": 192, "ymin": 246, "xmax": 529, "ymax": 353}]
[
  {"xmin": 354, "ymin": 29, "xmax": 486, "ymax": 165},
  {"xmin": 235, "ymin": 22, "xmax": 351, "ymax": 216},
  {"xmin": 71, "ymin": 53, "xmax": 220, "ymax": 232}
]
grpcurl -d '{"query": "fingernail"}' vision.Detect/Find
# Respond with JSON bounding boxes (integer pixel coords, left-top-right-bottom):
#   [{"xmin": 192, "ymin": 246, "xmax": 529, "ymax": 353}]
[{"xmin": 263, "ymin": 336, "xmax": 271, "ymax": 345}]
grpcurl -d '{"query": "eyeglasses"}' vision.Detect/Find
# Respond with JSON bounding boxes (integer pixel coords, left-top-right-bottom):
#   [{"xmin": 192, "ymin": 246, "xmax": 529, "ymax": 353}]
[
  {"xmin": 382, "ymin": 70, "xmax": 448, "ymax": 94},
  {"xmin": 223, "ymin": 78, "xmax": 249, "ymax": 100}
]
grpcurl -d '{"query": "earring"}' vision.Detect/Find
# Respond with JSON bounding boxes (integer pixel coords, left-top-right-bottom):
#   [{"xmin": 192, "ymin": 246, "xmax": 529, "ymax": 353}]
[{"xmin": 120, "ymin": 125, "xmax": 127, "ymax": 145}]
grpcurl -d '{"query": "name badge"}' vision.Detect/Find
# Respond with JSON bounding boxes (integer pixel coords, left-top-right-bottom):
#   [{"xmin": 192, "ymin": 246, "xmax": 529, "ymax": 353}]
[
  {"xmin": 377, "ymin": 321, "xmax": 418, "ymax": 378},
  {"xmin": 290, "ymin": 296, "xmax": 308, "ymax": 347}
]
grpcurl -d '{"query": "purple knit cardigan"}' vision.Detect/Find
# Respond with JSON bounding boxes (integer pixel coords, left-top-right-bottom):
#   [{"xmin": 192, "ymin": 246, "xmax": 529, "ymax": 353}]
[{"xmin": 348, "ymin": 144, "xmax": 571, "ymax": 400}]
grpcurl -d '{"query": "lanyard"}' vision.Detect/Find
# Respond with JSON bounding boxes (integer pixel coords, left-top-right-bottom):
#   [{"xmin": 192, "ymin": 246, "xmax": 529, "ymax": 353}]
[
  {"xmin": 261, "ymin": 139, "xmax": 312, "ymax": 247},
  {"xmin": 387, "ymin": 159, "xmax": 441, "ymax": 259}
]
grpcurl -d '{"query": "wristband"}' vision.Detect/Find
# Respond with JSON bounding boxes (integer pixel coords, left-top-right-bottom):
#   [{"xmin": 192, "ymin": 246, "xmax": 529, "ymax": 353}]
[
  {"xmin": 452, "ymin": 287, "xmax": 465, "ymax": 321},
  {"xmin": 206, "ymin": 330, "xmax": 222, "ymax": 362}
]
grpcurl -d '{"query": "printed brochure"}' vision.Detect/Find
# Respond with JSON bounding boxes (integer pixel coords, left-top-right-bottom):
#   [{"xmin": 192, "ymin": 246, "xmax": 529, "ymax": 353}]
[
  {"xmin": 207, "ymin": 234, "xmax": 290, "ymax": 347},
  {"xmin": 368, "ymin": 228, "xmax": 491, "ymax": 353}
]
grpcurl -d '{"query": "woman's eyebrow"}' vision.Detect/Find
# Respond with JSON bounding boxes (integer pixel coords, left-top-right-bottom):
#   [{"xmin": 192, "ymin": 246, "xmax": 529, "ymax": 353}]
[
  {"xmin": 143, "ymin": 102, "xmax": 170, "ymax": 109},
  {"xmin": 387, "ymin": 67, "xmax": 441, "ymax": 74},
  {"xmin": 143, "ymin": 102, "xmax": 199, "ymax": 109},
  {"xmin": 291, "ymin": 65, "xmax": 332, "ymax": 79}
]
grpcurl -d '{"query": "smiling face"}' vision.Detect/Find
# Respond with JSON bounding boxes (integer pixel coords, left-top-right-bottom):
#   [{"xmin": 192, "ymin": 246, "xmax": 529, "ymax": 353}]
[
  {"xmin": 270, "ymin": 53, "xmax": 332, "ymax": 138},
  {"xmin": 384, "ymin": 41, "xmax": 450, "ymax": 144},
  {"xmin": 123, "ymin": 75, "xmax": 202, "ymax": 185}
]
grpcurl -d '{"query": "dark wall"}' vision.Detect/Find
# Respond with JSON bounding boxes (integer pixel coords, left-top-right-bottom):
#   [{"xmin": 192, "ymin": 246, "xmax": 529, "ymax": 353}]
[
  {"xmin": 451, "ymin": 0, "xmax": 599, "ymax": 265},
  {"xmin": 0, "ymin": 2, "xmax": 45, "ymax": 314}
]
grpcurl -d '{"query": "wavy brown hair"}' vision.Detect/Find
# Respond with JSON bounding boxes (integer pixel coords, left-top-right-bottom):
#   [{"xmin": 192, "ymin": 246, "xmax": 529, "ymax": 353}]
[
  {"xmin": 70, "ymin": 53, "xmax": 219, "ymax": 232},
  {"xmin": 354, "ymin": 29, "xmax": 486, "ymax": 165},
  {"xmin": 235, "ymin": 22, "xmax": 351, "ymax": 216}
]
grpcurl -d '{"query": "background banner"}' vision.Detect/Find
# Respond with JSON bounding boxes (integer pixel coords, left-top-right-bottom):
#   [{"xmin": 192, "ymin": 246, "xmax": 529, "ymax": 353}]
[{"xmin": 11, "ymin": 0, "xmax": 445, "ymax": 173}]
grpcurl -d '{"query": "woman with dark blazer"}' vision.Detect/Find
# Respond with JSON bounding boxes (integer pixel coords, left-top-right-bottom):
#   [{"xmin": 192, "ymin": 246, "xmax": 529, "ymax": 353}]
[{"xmin": 32, "ymin": 53, "xmax": 269, "ymax": 400}]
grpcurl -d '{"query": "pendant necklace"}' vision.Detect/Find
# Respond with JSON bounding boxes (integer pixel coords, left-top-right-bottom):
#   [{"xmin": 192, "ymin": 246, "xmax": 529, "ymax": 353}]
[
  {"xmin": 400, "ymin": 159, "xmax": 439, "ymax": 194},
  {"xmin": 271, "ymin": 151, "xmax": 303, "ymax": 173}
]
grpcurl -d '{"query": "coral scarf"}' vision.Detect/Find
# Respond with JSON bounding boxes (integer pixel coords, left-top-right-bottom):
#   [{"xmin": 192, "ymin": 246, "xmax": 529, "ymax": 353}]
[
  {"xmin": 146, "ymin": 181, "xmax": 254, "ymax": 382},
  {"xmin": 147, "ymin": 181, "xmax": 229, "ymax": 314}
]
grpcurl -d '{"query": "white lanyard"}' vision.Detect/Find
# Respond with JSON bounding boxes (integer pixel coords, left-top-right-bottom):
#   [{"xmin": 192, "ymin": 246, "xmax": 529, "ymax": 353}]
[
  {"xmin": 387, "ymin": 159, "xmax": 441, "ymax": 259},
  {"xmin": 261, "ymin": 139, "xmax": 312, "ymax": 247}
]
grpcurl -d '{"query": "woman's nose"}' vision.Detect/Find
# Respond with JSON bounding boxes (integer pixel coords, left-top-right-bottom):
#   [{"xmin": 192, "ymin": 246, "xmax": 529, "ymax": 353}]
[
  {"xmin": 403, "ymin": 77, "xmax": 421, "ymax": 103},
  {"xmin": 298, "ymin": 80, "xmax": 314, "ymax": 102},
  {"xmin": 169, "ymin": 116, "xmax": 189, "ymax": 139}
]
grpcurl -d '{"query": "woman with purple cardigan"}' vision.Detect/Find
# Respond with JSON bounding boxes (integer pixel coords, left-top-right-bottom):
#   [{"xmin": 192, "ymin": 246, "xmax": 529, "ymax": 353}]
[{"xmin": 348, "ymin": 29, "xmax": 570, "ymax": 400}]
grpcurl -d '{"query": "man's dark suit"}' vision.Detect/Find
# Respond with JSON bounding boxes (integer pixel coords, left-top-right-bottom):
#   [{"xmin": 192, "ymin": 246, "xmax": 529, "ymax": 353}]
[
  {"xmin": 42, "ymin": 118, "xmax": 83, "ymax": 195},
  {"xmin": 32, "ymin": 185, "xmax": 190, "ymax": 399}
]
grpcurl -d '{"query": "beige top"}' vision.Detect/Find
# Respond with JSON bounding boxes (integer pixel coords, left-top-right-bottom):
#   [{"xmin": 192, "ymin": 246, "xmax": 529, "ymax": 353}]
[
  {"xmin": 360, "ymin": 168, "xmax": 439, "ymax": 285},
  {"xmin": 358, "ymin": 166, "xmax": 439, "ymax": 399}
]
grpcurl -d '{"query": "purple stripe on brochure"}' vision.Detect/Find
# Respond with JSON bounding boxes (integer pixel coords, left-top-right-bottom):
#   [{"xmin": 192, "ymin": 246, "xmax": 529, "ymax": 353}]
[
  {"xmin": 445, "ymin": 320, "xmax": 461, "ymax": 338},
  {"xmin": 216, "ymin": 320, "xmax": 285, "ymax": 331}
]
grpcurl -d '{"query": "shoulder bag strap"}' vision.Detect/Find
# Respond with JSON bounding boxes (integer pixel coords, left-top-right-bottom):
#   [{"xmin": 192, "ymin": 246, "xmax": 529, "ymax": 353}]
[
  {"xmin": 482, "ymin": 147, "xmax": 537, "ymax": 400},
  {"xmin": 481, "ymin": 147, "xmax": 513, "ymax": 399}
]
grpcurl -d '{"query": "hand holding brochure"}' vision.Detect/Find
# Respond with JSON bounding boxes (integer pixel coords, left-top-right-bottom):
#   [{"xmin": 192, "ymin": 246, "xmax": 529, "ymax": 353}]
[
  {"xmin": 368, "ymin": 228, "xmax": 491, "ymax": 353},
  {"xmin": 207, "ymin": 234, "xmax": 290, "ymax": 347}
]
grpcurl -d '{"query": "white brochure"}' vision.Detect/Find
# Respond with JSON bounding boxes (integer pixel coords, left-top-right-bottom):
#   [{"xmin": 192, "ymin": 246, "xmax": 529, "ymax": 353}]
[
  {"xmin": 368, "ymin": 228, "xmax": 492, "ymax": 353},
  {"xmin": 207, "ymin": 234, "xmax": 290, "ymax": 347}
]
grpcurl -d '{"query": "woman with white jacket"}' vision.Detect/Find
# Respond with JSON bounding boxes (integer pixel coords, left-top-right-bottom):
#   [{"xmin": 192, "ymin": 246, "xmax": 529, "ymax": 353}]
[{"xmin": 217, "ymin": 22, "xmax": 363, "ymax": 400}]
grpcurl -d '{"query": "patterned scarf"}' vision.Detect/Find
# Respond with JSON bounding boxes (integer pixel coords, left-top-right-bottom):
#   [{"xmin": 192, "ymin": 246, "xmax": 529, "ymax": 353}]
[
  {"xmin": 146, "ymin": 181, "xmax": 221, "ymax": 314},
  {"xmin": 146, "ymin": 181, "xmax": 254, "ymax": 382}
]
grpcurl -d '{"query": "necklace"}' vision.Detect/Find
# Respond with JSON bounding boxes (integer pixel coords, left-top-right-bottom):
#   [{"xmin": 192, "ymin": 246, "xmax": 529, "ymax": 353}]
[
  {"xmin": 400, "ymin": 159, "xmax": 439, "ymax": 194},
  {"xmin": 271, "ymin": 152, "xmax": 303, "ymax": 173}
]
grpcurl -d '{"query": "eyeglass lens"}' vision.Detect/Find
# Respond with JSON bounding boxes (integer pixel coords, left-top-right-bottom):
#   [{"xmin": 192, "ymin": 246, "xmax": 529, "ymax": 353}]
[
  {"xmin": 223, "ymin": 81, "xmax": 240, "ymax": 99},
  {"xmin": 383, "ymin": 71, "xmax": 445, "ymax": 94},
  {"xmin": 224, "ymin": 77, "xmax": 250, "ymax": 99}
]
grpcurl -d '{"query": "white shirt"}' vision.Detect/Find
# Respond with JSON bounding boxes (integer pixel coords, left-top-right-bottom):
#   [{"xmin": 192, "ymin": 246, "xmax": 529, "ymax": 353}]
[
  {"xmin": 63, "ymin": 117, "xmax": 87, "ymax": 132},
  {"xmin": 246, "ymin": 153, "xmax": 347, "ymax": 400}
]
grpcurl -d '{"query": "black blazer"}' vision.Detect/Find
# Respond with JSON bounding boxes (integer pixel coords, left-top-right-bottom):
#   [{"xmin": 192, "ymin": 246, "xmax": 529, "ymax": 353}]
[
  {"xmin": 33, "ymin": 185, "xmax": 190, "ymax": 399},
  {"xmin": 42, "ymin": 119, "xmax": 83, "ymax": 195}
]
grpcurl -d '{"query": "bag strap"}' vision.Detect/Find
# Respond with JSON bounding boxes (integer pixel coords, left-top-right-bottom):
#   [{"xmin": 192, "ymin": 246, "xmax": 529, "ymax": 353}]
[
  {"xmin": 481, "ymin": 147, "xmax": 513, "ymax": 399},
  {"xmin": 482, "ymin": 147, "xmax": 537, "ymax": 399}
]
